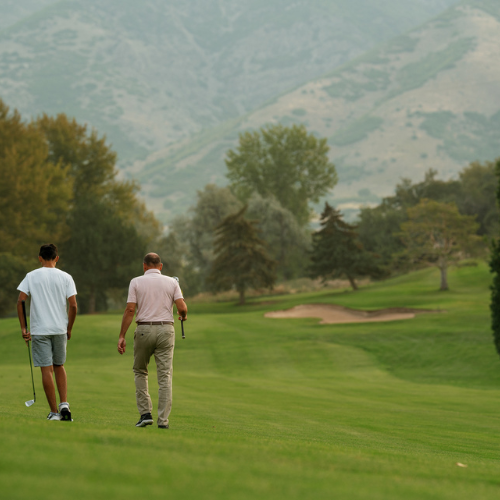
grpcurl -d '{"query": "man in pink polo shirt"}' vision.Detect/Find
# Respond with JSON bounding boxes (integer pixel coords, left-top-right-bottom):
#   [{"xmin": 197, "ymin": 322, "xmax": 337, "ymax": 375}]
[{"xmin": 117, "ymin": 252, "xmax": 187, "ymax": 429}]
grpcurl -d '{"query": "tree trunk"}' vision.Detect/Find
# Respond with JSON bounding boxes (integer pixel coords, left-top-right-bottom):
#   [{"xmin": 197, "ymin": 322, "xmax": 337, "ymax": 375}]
[
  {"xmin": 238, "ymin": 288, "xmax": 246, "ymax": 305},
  {"xmin": 88, "ymin": 286, "xmax": 96, "ymax": 314},
  {"xmin": 347, "ymin": 275, "xmax": 358, "ymax": 291},
  {"xmin": 439, "ymin": 263, "xmax": 449, "ymax": 291}
]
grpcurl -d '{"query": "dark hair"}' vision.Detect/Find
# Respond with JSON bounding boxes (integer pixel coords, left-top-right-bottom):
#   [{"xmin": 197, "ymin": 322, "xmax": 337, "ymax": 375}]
[
  {"xmin": 39, "ymin": 243, "xmax": 58, "ymax": 261},
  {"xmin": 144, "ymin": 253, "xmax": 161, "ymax": 267}
]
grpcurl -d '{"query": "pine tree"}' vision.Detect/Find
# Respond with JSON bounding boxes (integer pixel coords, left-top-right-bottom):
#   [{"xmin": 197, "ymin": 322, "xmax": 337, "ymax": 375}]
[
  {"xmin": 208, "ymin": 207, "xmax": 276, "ymax": 305},
  {"xmin": 309, "ymin": 203, "xmax": 383, "ymax": 290}
]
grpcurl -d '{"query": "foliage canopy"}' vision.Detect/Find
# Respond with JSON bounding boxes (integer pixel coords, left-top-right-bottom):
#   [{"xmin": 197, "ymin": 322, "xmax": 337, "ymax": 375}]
[
  {"xmin": 399, "ymin": 199, "xmax": 481, "ymax": 291},
  {"xmin": 226, "ymin": 124, "xmax": 337, "ymax": 225}
]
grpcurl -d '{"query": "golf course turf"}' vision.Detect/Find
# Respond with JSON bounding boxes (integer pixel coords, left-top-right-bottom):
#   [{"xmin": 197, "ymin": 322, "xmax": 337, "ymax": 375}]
[{"xmin": 1, "ymin": 262, "xmax": 500, "ymax": 499}]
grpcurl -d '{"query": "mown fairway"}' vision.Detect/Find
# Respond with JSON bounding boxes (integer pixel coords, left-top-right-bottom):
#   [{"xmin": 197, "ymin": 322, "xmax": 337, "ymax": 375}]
[{"xmin": 1, "ymin": 263, "xmax": 500, "ymax": 499}]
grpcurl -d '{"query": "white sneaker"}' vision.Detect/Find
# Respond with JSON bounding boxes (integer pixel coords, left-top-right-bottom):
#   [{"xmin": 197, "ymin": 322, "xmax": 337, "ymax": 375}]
[
  {"xmin": 47, "ymin": 412, "xmax": 62, "ymax": 421},
  {"xmin": 58, "ymin": 402, "xmax": 72, "ymax": 421}
]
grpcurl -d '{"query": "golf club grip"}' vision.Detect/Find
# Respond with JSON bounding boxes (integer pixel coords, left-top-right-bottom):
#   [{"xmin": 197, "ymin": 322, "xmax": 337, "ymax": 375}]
[
  {"xmin": 22, "ymin": 300, "xmax": 27, "ymax": 331},
  {"xmin": 181, "ymin": 320, "xmax": 185, "ymax": 339}
]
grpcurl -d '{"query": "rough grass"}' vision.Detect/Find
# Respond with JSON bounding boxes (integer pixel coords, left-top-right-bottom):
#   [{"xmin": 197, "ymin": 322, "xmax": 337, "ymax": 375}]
[{"xmin": 1, "ymin": 262, "xmax": 499, "ymax": 499}]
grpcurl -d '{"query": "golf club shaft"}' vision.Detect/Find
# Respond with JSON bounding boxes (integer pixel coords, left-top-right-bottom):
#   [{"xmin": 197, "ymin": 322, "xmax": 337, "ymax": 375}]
[{"xmin": 22, "ymin": 301, "xmax": 36, "ymax": 402}]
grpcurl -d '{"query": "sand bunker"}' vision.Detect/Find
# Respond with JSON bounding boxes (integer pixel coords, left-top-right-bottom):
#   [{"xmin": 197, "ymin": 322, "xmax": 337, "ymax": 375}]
[{"xmin": 265, "ymin": 304, "xmax": 437, "ymax": 324}]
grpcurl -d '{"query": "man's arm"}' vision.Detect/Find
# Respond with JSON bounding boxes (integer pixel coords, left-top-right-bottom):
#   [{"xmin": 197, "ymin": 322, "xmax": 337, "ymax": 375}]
[
  {"xmin": 16, "ymin": 292, "xmax": 30, "ymax": 344},
  {"xmin": 117, "ymin": 302, "xmax": 136, "ymax": 354},
  {"xmin": 67, "ymin": 295, "xmax": 77, "ymax": 340},
  {"xmin": 175, "ymin": 298, "xmax": 187, "ymax": 321}
]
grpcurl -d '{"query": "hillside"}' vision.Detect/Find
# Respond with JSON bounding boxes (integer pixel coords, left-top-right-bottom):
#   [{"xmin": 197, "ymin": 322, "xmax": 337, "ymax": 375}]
[
  {"xmin": 0, "ymin": 1, "xmax": 457, "ymax": 189},
  {"xmin": 136, "ymin": 0, "xmax": 500, "ymax": 221}
]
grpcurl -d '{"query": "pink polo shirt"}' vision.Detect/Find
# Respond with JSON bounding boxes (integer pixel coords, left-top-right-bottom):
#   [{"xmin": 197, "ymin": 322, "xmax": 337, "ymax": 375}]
[{"xmin": 127, "ymin": 269, "xmax": 183, "ymax": 323}]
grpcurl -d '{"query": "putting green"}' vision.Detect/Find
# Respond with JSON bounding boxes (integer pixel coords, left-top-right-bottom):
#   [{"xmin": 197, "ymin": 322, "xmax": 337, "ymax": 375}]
[{"xmin": 1, "ymin": 263, "xmax": 499, "ymax": 499}]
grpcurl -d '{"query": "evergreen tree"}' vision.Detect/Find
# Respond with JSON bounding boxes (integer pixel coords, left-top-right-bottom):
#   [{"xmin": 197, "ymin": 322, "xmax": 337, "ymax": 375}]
[
  {"xmin": 490, "ymin": 158, "xmax": 500, "ymax": 356},
  {"xmin": 309, "ymin": 203, "xmax": 383, "ymax": 290},
  {"xmin": 208, "ymin": 207, "xmax": 276, "ymax": 305}
]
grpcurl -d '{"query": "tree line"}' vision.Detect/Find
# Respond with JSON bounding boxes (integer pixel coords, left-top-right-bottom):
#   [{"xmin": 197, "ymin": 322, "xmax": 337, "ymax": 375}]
[
  {"xmin": 1, "ymin": 96, "xmax": 497, "ymax": 313},
  {"xmin": 166, "ymin": 125, "xmax": 497, "ymax": 303},
  {"xmin": 0, "ymin": 99, "xmax": 160, "ymax": 316}
]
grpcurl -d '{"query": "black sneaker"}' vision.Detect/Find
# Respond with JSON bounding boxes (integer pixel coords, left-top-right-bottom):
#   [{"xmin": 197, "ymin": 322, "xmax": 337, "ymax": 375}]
[
  {"xmin": 136, "ymin": 413, "xmax": 153, "ymax": 427},
  {"xmin": 158, "ymin": 424, "xmax": 169, "ymax": 429},
  {"xmin": 59, "ymin": 402, "xmax": 72, "ymax": 421}
]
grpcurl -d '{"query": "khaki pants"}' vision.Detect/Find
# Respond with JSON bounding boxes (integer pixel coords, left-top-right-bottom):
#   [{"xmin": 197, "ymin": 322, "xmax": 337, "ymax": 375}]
[{"xmin": 133, "ymin": 324, "xmax": 175, "ymax": 426}]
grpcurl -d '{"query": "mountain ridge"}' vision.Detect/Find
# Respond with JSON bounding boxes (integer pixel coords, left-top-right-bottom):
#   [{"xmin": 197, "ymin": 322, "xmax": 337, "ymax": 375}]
[
  {"xmin": 136, "ymin": 0, "xmax": 500, "ymax": 221},
  {"xmin": 0, "ymin": 0, "xmax": 459, "ymax": 164}
]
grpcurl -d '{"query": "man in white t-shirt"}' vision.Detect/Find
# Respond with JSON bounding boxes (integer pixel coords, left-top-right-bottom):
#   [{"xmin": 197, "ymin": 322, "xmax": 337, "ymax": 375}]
[
  {"xmin": 117, "ymin": 252, "xmax": 187, "ymax": 429},
  {"xmin": 17, "ymin": 244, "xmax": 78, "ymax": 421}
]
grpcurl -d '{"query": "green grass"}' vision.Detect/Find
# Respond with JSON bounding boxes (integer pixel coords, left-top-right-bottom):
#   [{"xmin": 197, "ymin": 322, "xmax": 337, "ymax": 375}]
[{"xmin": 1, "ymin": 262, "xmax": 500, "ymax": 499}]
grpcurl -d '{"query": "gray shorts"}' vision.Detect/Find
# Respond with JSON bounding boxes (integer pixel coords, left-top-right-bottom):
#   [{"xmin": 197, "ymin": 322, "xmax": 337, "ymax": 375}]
[{"xmin": 31, "ymin": 335, "xmax": 67, "ymax": 367}]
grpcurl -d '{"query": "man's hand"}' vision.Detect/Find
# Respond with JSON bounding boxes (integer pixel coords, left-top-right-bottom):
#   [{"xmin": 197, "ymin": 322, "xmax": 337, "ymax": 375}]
[
  {"xmin": 118, "ymin": 302, "xmax": 135, "ymax": 355},
  {"xmin": 22, "ymin": 328, "xmax": 31, "ymax": 344},
  {"xmin": 118, "ymin": 337, "xmax": 126, "ymax": 355},
  {"xmin": 175, "ymin": 298, "xmax": 187, "ymax": 323},
  {"xmin": 67, "ymin": 329, "xmax": 72, "ymax": 340}
]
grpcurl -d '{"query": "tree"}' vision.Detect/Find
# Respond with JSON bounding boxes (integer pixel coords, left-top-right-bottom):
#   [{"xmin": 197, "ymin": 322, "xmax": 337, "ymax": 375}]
[
  {"xmin": 457, "ymin": 160, "xmax": 499, "ymax": 237},
  {"xmin": 357, "ymin": 203, "xmax": 407, "ymax": 270},
  {"xmin": 0, "ymin": 100, "xmax": 72, "ymax": 316},
  {"xmin": 37, "ymin": 113, "xmax": 160, "ymax": 313},
  {"xmin": 247, "ymin": 194, "xmax": 311, "ymax": 280},
  {"xmin": 0, "ymin": 100, "xmax": 72, "ymax": 258},
  {"xmin": 187, "ymin": 184, "xmax": 243, "ymax": 285},
  {"xmin": 0, "ymin": 253, "xmax": 31, "ymax": 317},
  {"xmin": 63, "ymin": 196, "xmax": 146, "ymax": 314},
  {"xmin": 226, "ymin": 124, "xmax": 337, "ymax": 225},
  {"xmin": 155, "ymin": 232, "xmax": 200, "ymax": 298},
  {"xmin": 491, "ymin": 240, "xmax": 500, "ymax": 356},
  {"xmin": 208, "ymin": 207, "xmax": 276, "ymax": 305},
  {"xmin": 391, "ymin": 169, "xmax": 461, "ymax": 209},
  {"xmin": 490, "ymin": 158, "xmax": 500, "ymax": 357},
  {"xmin": 309, "ymin": 203, "xmax": 384, "ymax": 290},
  {"xmin": 356, "ymin": 165, "xmax": 498, "ymax": 275},
  {"xmin": 399, "ymin": 199, "xmax": 482, "ymax": 291}
]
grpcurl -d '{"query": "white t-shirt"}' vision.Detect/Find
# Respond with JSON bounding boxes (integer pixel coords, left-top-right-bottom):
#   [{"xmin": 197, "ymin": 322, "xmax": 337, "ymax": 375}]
[{"xmin": 18, "ymin": 267, "xmax": 77, "ymax": 335}]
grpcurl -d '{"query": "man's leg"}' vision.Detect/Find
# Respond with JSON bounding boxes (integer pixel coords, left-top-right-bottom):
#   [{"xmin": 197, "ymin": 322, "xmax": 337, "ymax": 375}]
[
  {"xmin": 40, "ymin": 366, "xmax": 58, "ymax": 413},
  {"xmin": 32, "ymin": 336, "xmax": 58, "ymax": 414},
  {"xmin": 52, "ymin": 335, "xmax": 71, "ymax": 420},
  {"xmin": 133, "ymin": 326, "xmax": 155, "ymax": 418},
  {"xmin": 155, "ymin": 325, "xmax": 175, "ymax": 427},
  {"xmin": 54, "ymin": 365, "xmax": 67, "ymax": 403}
]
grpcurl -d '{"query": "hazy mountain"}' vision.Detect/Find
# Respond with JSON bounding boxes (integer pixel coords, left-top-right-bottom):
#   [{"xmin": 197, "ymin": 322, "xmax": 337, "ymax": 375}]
[
  {"xmin": 0, "ymin": 1, "xmax": 58, "ymax": 31},
  {"xmin": 0, "ymin": 0, "xmax": 458, "ymax": 170},
  {"xmin": 136, "ymin": 0, "xmax": 500, "ymax": 221}
]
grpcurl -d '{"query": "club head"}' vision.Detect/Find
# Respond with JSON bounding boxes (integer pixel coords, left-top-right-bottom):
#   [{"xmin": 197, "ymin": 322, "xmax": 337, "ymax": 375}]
[{"xmin": 25, "ymin": 399, "xmax": 35, "ymax": 407}]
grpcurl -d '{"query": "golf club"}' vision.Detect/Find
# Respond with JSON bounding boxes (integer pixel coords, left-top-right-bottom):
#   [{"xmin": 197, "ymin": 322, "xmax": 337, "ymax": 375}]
[
  {"xmin": 22, "ymin": 300, "xmax": 36, "ymax": 407},
  {"xmin": 173, "ymin": 277, "xmax": 186, "ymax": 339}
]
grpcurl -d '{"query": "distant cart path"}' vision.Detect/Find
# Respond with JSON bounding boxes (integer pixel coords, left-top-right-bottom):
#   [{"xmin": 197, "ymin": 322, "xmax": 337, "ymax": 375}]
[{"xmin": 265, "ymin": 304, "xmax": 439, "ymax": 324}]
